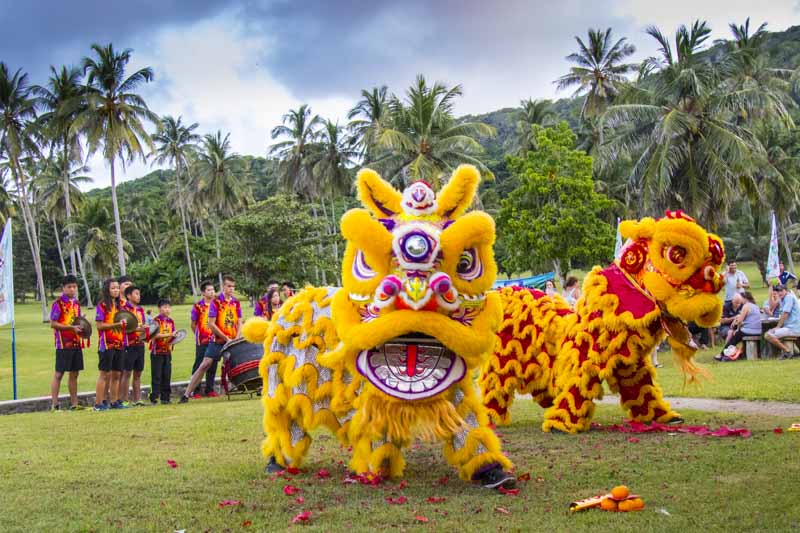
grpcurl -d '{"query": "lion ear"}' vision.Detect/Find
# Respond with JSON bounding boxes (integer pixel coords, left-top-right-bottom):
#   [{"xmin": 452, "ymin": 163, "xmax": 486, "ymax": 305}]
[
  {"xmin": 620, "ymin": 218, "xmax": 656, "ymax": 241},
  {"xmin": 356, "ymin": 168, "xmax": 401, "ymax": 218},
  {"xmin": 436, "ymin": 165, "xmax": 480, "ymax": 219}
]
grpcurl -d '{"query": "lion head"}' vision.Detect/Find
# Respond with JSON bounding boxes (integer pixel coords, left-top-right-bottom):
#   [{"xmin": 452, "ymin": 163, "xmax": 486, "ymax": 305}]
[
  {"xmin": 329, "ymin": 165, "xmax": 502, "ymax": 401},
  {"xmin": 617, "ymin": 210, "xmax": 725, "ymax": 327}
]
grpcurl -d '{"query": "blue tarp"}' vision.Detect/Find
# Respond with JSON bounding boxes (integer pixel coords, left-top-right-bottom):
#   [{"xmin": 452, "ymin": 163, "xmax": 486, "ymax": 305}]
[{"xmin": 493, "ymin": 272, "xmax": 555, "ymax": 290}]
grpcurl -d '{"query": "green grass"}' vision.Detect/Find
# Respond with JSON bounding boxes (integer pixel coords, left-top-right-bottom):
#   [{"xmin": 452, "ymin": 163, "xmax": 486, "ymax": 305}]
[
  {"xmin": 0, "ymin": 398, "xmax": 797, "ymax": 532},
  {"xmin": 0, "ymin": 301, "xmax": 204, "ymax": 401}
]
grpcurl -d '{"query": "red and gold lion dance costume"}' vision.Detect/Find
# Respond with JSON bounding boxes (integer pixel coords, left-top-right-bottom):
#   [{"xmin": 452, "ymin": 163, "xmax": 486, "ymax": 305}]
[
  {"xmin": 243, "ymin": 165, "xmax": 516, "ymax": 488},
  {"xmin": 479, "ymin": 212, "xmax": 725, "ymax": 433}
]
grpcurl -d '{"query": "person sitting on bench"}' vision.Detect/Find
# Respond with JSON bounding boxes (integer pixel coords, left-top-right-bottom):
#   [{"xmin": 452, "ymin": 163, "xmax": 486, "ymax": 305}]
[{"xmin": 715, "ymin": 292, "xmax": 761, "ymax": 362}]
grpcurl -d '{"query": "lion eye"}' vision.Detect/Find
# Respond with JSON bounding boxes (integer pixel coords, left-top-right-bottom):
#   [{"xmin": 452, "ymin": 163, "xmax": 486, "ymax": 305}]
[
  {"xmin": 456, "ymin": 249, "xmax": 482, "ymax": 280},
  {"xmin": 666, "ymin": 245, "xmax": 687, "ymax": 265}
]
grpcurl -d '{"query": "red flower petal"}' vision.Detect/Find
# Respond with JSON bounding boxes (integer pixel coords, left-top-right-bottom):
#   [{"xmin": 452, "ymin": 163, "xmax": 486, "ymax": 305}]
[
  {"xmin": 516, "ymin": 473, "xmax": 531, "ymax": 482},
  {"xmin": 242, "ymin": 520, "xmax": 252, "ymax": 527},
  {"xmin": 287, "ymin": 466, "xmax": 301, "ymax": 475},
  {"xmin": 218, "ymin": 500, "xmax": 241, "ymax": 508},
  {"xmin": 316, "ymin": 469, "xmax": 331, "ymax": 479},
  {"xmin": 295, "ymin": 497, "xmax": 305, "ymax": 504},
  {"xmin": 166, "ymin": 459, "xmax": 178, "ymax": 469},
  {"xmin": 398, "ymin": 480, "xmax": 408, "ymax": 490},
  {"xmin": 774, "ymin": 427, "xmax": 784, "ymax": 434},
  {"xmin": 385, "ymin": 496, "xmax": 407, "ymax": 505},
  {"xmin": 415, "ymin": 516, "xmax": 429, "ymax": 523},
  {"xmin": 291, "ymin": 511, "xmax": 311, "ymax": 524},
  {"xmin": 436, "ymin": 476, "xmax": 449, "ymax": 486},
  {"xmin": 283, "ymin": 485, "xmax": 302, "ymax": 496},
  {"xmin": 426, "ymin": 497, "xmax": 446, "ymax": 503},
  {"xmin": 628, "ymin": 437, "xmax": 640, "ymax": 443},
  {"xmin": 499, "ymin": 487, "xmax": 520, "ymax": 496}
]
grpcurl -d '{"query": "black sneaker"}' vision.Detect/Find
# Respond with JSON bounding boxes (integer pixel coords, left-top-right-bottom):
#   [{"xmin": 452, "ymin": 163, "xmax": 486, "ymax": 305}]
[
  {"xmin": 779, "ymin": 351, "xmax": 792, "ymax": 360},
  {"xmin": 475, "ymin": 465, "xmax": 517, "ymax": 490},
  {"xmin": 265, "ymin": 456, "xmax": 283, "ymax": 474},
  {"xmin": 161, "ymin": 399, "xmax": 171, "ymax": 405},
  {"xmin": 178, "ymin": 395, "xmax": 189, "ymax": 404}
]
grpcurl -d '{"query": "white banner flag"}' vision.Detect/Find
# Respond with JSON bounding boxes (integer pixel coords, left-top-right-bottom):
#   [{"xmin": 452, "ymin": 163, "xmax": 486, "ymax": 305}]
[
  {"xmin": 766, "ymin": 211, "xmax": 780, "ymax": 283},
  {"xmin": 614, "ymin": 217, "xmax": 623, "ymax": 260},
  {"xmin": 0, "ymin": 219, "xmax": 13, "ymax": 326}
]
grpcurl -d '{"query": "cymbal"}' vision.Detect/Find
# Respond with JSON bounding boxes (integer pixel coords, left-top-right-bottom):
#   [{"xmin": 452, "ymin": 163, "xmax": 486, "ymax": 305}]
[
  {"xmin": 147, "ymin": 322, "xmax": 159, "ymax": 337},
  {"xmin": 70, "ymin": 316, "xmax": 92, "ymax": 339},
  {"xmin": 170, "ymin": 329, "xmax": 187, "ymax": 345},
  {"xmin": 115, "ymin": 309, "xmax": 139, "ymax": 333}
]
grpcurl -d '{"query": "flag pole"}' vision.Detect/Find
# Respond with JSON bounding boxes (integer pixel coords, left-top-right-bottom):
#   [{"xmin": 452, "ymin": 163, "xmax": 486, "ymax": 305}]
[{"xmin": 11, "ymin": 318, "xmax": 16, "ymax": 400}]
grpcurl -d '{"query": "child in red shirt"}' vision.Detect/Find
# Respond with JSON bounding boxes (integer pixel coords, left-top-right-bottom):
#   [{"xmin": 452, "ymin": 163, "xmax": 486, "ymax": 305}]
[
  {"xmin": 121, "ymin": 285, "xmax": 149, "ymax": 406},
  {"xmin": 149, "ymin": 299, "xmax": 177, "ymax": 404}
]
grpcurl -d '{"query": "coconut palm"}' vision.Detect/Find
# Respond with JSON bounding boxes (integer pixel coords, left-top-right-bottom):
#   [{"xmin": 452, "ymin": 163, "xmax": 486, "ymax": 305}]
[
  {"xmin": 73, "ymin": 43, "xmax": 158, "ymax": 276},
  {"xmin": 599, "ymin": 20, "xmax": 769, "ymax": 229},
  {"xmin": 151, "ymin": 115, "xmax": 201, "ymax": 294},
  {"xmin": 269, "ymin": 104, "xmax": 322, "ymax": 199},
  {"xmin": 32, "ymin": 65, "xmax": 86, "ymax": 275},
  {"xmin": 554, "ymin": 28, "xmax": 637, "ymax": 119},
  {"xmin": 33, "ymin": 155, "xmax": 91, "ymax": 274},
  {"xmin": 372, "ymin": 75, "xmax": 495, "ymax": 189},
  {"xmin": 0, "ymin": 62, "xmax": 49, "ymax": 320},
  {"xmin": 509, "ymin": 98, "xmax": 557, "ymax": 155},
  {"xmin": 347, "ymin": 85, "xmax": 391, "ymax": 163},
  {"xmin": 193, "ymin": 131, "xmax": 252, "ymax": 284},
  {"xmin": 68, "ymin": 197, "xmax": 130, "ymax": 280}
]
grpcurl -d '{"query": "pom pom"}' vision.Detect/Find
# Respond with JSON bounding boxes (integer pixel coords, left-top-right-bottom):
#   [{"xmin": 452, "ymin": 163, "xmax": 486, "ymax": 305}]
[{"xmin": 242, "ymin": 316, "xmax": 270, "ymax": 344}]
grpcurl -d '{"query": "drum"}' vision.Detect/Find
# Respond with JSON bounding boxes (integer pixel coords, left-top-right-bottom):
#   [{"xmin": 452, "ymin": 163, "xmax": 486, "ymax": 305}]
[{"xmin": 222, "ymin": 338, "xmax": 264, "ymax": 392}]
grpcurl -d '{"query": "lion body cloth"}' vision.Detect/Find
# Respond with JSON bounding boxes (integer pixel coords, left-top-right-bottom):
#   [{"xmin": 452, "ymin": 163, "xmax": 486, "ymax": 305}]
[
  {"xmin": 478, "ymin": 211, "xmax": 726, "ymax": 433},
  {"xmin": 243, "ymin": 165, "xmax": 512, "ymax": 483}
]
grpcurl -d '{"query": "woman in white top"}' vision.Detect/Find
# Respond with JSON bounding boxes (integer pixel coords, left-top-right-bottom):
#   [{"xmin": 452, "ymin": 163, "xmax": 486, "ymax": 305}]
[{"xmin": 563, "ymin": 276, "xmax": 581, "ymax": 308}]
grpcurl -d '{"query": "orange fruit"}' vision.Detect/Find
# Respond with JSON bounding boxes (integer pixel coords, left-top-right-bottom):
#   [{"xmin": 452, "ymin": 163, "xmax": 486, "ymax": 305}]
[
  {"xmin": 628, "ymin": 498, "xmax": 645, "ymax": 511},
  {"xmin": 611, "ymin": 485, "xmax": 630, "ymax": 500},
  {"xmin": 600, "ymin": 497, "xmax": 618, "ymax": 511},
  {"xmin": 618, "ymin": 499, "xmax": 633, "ymax": 512}
]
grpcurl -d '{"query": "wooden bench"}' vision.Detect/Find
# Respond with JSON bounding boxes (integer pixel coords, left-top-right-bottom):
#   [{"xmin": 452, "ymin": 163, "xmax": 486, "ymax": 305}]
[
  {"xmin": 762, "ymin": 336, "xmax": 798, "ymax": 359},
  {"xmin": 742, "ymin": 336, "xmax": 761, "ymax": 361}
]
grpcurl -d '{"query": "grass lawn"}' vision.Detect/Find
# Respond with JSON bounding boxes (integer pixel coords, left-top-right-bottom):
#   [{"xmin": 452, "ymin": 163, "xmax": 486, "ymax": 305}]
[{"xmin": 0, "ymin": 397, "xmax": 798, "ymax": 532}]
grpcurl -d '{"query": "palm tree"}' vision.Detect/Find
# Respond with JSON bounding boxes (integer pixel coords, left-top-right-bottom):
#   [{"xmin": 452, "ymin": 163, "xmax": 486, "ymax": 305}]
[
  {"xmin": 554, "ymin": 28, "xmax": 637, "ymax": 119},
  {"xmin": 372, "ymin": 75, "xmax": 495, "ymax": 189},
  {"xmin": 347, "ymin": 86, "xmax": 390, "ymax": 163},
  {"xmin": 0, "ymin": 166, "xmax": 15, "ymax": 223},
  {"xmin": 33, "ymin": 155, "xmax": 91, "ymax": 274},
  {"xmin": 73, "ymin": 43, "xmax": 158, "ymax": 276},
  {"xmin": 151, "ymin": 115, "xmax": 201, "ymax": 295},
  {"xmin": 70, "ymin": 198, "xmax": 130, "ymax": 280},
  {"xmin": 269, "ymin": 104, "xmax": 322, "ymax": 199},
  {"xmin": 193, "ymin": 131, "xmax": 252, "ymax": 284},
  {"xmin": 0, "ymin": 62, "xmax": 49, "ymax": 320},
  {"xmin": 32, "ymin": 65, "xmax": 85, "ymax": 275},
  {"xmin": 510, "ymin": 98, "xmax": 557, "ymax": 155},
  {"xmin": 598, "ymin": 20, "xmax": 770, "ymax": 229}
]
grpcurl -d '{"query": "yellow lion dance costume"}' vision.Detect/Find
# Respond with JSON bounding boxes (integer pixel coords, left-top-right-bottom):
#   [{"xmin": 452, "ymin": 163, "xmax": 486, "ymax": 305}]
[
  {"xmin": 479, "ymin": 211, "xmax": 726, "ymax": 433},
  {"xmin": 243, "ymin": 165, "xmax": 516, "ymax": 489}
]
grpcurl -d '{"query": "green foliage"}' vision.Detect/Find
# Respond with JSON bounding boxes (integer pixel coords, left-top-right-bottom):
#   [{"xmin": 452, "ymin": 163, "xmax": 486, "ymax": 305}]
[
  {"xmin": 218, "ymin": 195, "xmax": 325, "ymax": 298},
  {"xmin": 497, "ymin": 122, "xmax": 614, "ymax": 275}
]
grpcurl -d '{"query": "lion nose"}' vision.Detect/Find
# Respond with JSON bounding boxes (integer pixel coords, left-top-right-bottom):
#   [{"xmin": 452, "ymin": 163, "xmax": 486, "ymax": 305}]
[{"xmin": 403, "ymin": 276, "xmax": 429, "ymax": 303}]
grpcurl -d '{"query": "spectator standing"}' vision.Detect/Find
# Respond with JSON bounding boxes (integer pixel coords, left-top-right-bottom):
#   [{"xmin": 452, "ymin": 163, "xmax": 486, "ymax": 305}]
[
  {"xmin": 778, "ymin": 262, "xmax": 797, "ymax": 287},
  {"xmin": 544, "ymin": 280, "xmax": 556, "ymax": 297},
  {"xmin": 723, "ymin": 262, "xmax": 749, "ymax": 303},
  {"xmin": 120, "ymin": 286, "xmax": 148, "ymax": 406}
]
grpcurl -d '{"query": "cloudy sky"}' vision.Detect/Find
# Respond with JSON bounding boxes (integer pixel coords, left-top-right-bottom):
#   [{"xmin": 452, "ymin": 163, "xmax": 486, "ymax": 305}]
[{"xmin": 2, "ymin": 0, "xmax": 799, "ymax": 190}]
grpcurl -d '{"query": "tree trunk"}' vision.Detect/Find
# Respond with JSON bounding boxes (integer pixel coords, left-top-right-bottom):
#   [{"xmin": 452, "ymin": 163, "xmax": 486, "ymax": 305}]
[
  {"xmin": 109, "ymin": 157, "xmax": 127, "ymax": 275},
  {"xmin": 330, "ymin": 198, "xmax": 340, "ymax": 285},
  {"xmin": 552, "ymin": 259, "xmax": 564, "ymax": 288},
  {"xmin": 215, "ymin": 222, "xmax": 223, "ymax": 287},
  {"xmin": 77, "ymin": 246, "xmax": 93, "ymax": 307},
  {"xmin": 311, "ymin": 204, "xmax": 327, "ymax": 285},
  {"xmin": 176, "ymin": 162, "xmax": 198, "ymax": 295},
  {"xmin": 63, "ymin": 140, "xmax": 77, "ymax": 275},
  {"xmin": 52, "ymin": 217, "xmax": 67, "ymax": 275},
  {"xmin": 781, "ymin": 215, "xmax": 796, "ymax": 275},
  {"xmin": 11, "ymin": 155, "xmax": 48, "ymax": 321}
]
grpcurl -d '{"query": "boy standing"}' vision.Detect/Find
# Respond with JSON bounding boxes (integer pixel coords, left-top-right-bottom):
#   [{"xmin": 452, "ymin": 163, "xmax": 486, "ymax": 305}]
[
  {"xmin": 150, "ymin": 299, "xmax": 177, "ymax": 404},
  {"xmin": 121, "ymin": 286, "xmax": 148, "ymax": 406},
  {"xmin": 190, "ymin": 281, "xmax": 218, "ymax": 398},
  {"xmin": 49, "ymin": 275, "xmax": 86, "ymax": 411},
  {"xmin": 181, "ymin": 275, "xmax": 241, "ymax": 402}
]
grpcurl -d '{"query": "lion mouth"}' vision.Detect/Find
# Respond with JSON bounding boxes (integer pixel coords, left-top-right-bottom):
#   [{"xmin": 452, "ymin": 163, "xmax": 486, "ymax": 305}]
[{"xmin": 355, "ymin": 333, "xmax": 466, "ymax": 400}]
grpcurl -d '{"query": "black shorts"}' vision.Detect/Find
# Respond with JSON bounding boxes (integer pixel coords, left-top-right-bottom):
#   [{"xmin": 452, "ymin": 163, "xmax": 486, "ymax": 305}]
[
  {"xmin": 196, "ymin": 343, "xmax": 209, "ymax": 359},
  {"xmin": 98, "ymin": 349, "xmax": 124, "ymax": 372},
  {"xmin": 124, "ymin": 344, "xmax": 146, "ymax": 372},
  {"xmin": 204, "ymin": 342, "xmax": 224, "ymax": 361},
  {"xmin": 55, "ymin": 349, "xmax": 84, "ymax": 373}
]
